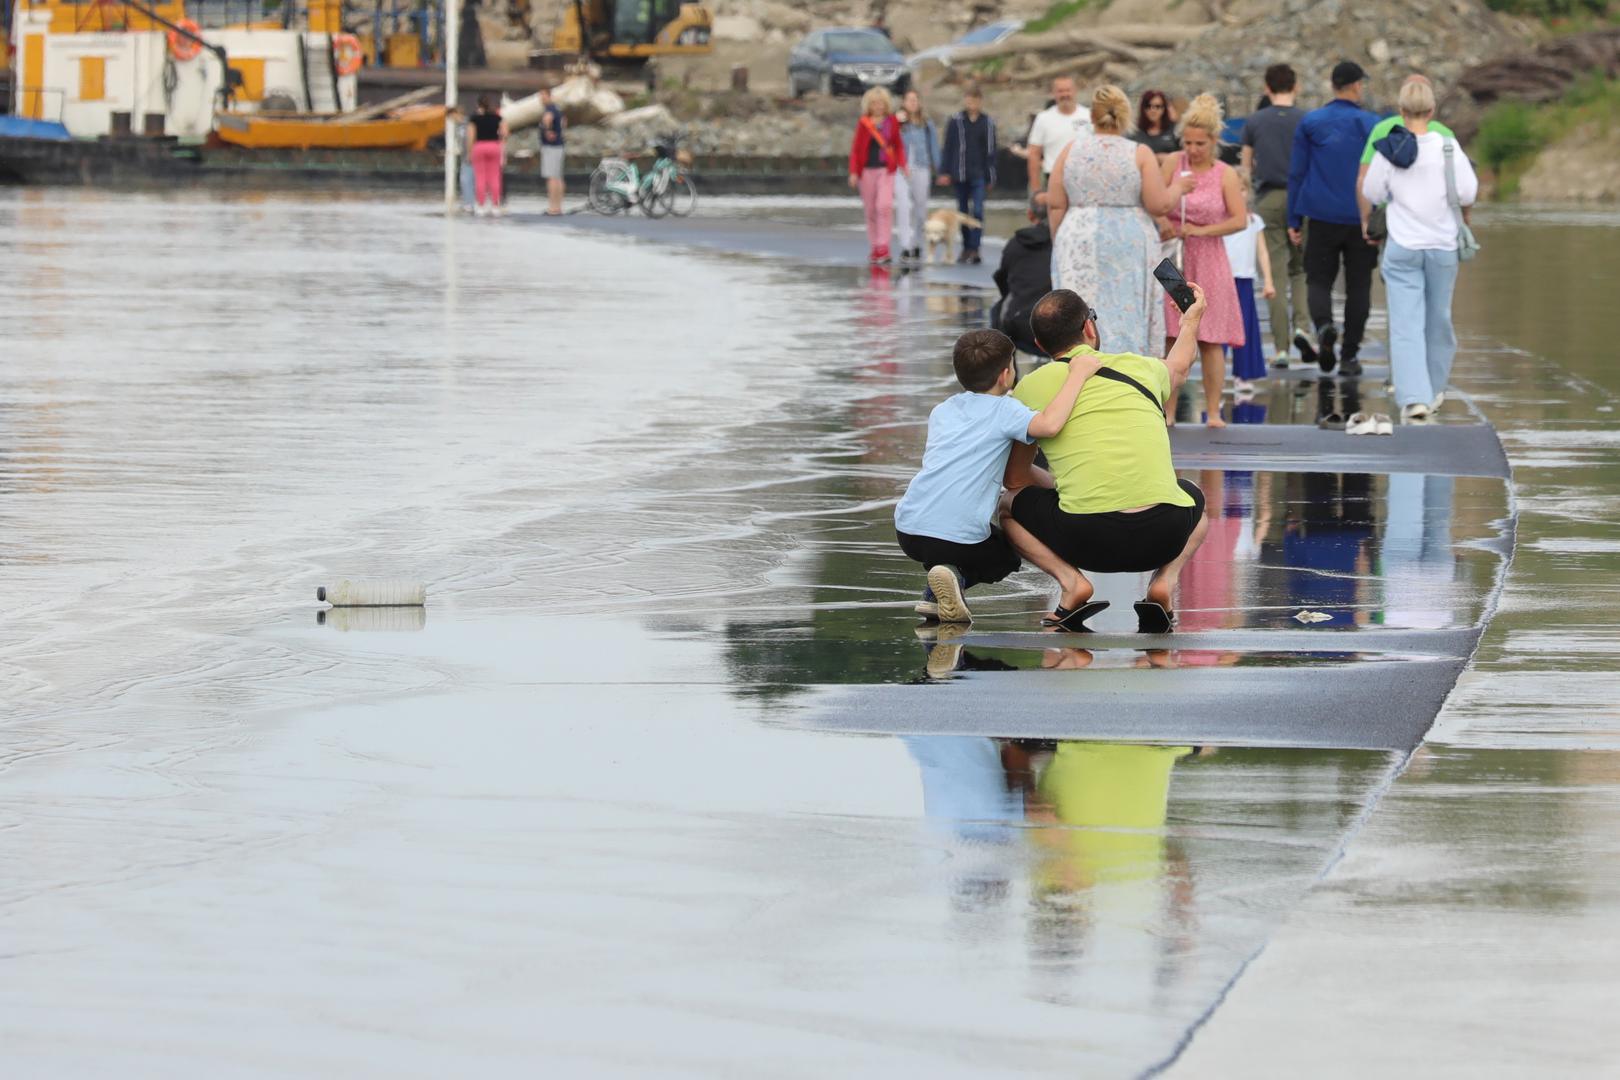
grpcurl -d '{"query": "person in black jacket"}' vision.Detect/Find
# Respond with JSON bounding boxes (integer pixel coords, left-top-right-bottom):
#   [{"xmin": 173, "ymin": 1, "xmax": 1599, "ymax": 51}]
[
  {"xmin": 938, "ymin": 85, "xmax": 998, "ymax": 264},
  {"xmin": 992, "ymin": 193, "xmax": 1052, "ymax": 356}
]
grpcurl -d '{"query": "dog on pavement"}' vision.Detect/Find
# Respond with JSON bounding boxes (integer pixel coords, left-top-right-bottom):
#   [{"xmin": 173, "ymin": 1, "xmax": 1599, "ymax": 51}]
[{"xmin": 924, "ymin": 209, "xmax": 983, "ymax": 264}]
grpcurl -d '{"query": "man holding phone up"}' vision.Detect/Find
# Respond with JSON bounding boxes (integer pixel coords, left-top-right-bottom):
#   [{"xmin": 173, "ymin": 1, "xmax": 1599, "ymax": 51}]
[{"xmin": 999, "ymin": 284, "xmax": 1212, "ymax": 633}]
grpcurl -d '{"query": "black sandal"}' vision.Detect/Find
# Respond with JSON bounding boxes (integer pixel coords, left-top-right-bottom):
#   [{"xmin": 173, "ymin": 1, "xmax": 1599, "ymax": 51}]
[
  {"xmin": 1133, "ymin": 601, "xmax": 1176, "ymax": 634},
  {"xmin": 1041, "ymin": 600, "xmax": 1110, "ymax": 632}
]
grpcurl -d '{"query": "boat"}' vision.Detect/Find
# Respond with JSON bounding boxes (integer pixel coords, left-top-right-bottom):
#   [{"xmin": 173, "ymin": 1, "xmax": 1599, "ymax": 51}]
[
  {"xmin": 8, "ymin": 0, "xmax": 365, "ymax": 139},
  {"xmin": 214, "ymin": 103, "xmax": 445, "ymax": 150}
]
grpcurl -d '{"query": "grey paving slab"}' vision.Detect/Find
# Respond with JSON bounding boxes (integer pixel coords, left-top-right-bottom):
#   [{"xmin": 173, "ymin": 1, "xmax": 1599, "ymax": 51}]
[
  {"xmin": 1168, "ymin": 422, "xmax": 1512, "ymax": 479},
  {"xmin": 529, "ymin": 209, "xmax": 998, "ymax": 287},
  {"xmin": 954, "ymin": 627, "xmax": 1482, "ymax": 658},
  {"xmin": 804, "ymin": 658, "xmax": 1470, "ymax": 751}
]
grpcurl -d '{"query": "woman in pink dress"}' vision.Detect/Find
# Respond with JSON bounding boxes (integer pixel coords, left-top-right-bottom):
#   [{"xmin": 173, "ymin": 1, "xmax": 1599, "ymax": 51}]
[{"xmin": 1159, "ymin": 94, "xmax": 1248, "ymax": 427}]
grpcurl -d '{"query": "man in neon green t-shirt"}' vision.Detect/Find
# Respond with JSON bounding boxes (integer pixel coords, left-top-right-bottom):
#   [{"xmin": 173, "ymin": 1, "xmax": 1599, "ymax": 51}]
[{"xmin": 1001, "ymin": 286, "xmax": 1212, "ymax": 631}]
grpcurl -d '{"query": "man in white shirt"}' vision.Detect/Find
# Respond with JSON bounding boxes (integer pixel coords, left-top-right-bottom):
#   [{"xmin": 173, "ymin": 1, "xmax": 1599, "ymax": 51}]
[{"xmin": 1025, "ymin": 75, "xmax": 1091, "ymax": 194}]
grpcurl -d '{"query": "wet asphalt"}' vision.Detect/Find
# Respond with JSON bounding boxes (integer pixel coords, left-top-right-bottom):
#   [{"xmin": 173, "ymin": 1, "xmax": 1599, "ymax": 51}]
[{"xmin": 2, "ymin": 191, "xmax": 1615, "ymax": 1077}]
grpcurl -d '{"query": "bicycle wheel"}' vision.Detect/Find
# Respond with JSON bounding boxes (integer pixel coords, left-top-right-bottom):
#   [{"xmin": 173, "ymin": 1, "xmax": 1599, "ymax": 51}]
[
  {"xmin": 662, "ymin": 174, "xmax": 697, "ymax": 217},
  {"xmin": 588, "ymin": 164, "xmax": 632, "ymax": 215},
  {"xmin": 639, "ymin": 171, "xmax": 671, "ymax": 218}
]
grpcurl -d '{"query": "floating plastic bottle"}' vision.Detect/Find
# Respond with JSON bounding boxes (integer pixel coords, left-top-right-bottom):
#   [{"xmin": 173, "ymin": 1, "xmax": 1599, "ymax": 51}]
[{"xmin": 317, "ymin": 580, "xmax": 426, "ymax": 607}]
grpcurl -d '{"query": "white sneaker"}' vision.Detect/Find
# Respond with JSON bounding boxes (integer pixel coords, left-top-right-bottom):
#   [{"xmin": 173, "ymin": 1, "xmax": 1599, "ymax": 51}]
[
  {"xmin": 1374, "ymin": 413, "xmax": 1394, "ymax": 436},
  {"xmin": 926, "ymin": 565, "xmax": 972, "ymax": 624},
  {"xmin": 1402, "ymin": 402, "xmax": 1431, "ymax": 424},
  {"xmin": 1346, "ymin": 411, "xmax": 1378, "ymax": 435},
  {"xmin": 1234, "ymin": 378, "xmax": 1255, "ymax": 392}
]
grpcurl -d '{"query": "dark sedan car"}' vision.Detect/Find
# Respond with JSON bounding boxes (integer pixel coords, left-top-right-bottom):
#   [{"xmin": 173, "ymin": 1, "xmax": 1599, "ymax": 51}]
[{"xmin": 789, "ymin": 29, "xmax": 911, "ymax": 99}]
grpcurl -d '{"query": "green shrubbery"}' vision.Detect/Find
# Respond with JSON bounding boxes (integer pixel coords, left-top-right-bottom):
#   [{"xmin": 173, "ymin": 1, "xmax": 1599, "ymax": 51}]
[
  {"xmin": 1026, "ymin": 0, "xmax": 1097, "ymax": 35},
  {"xmin": 1483, "ymin": 0, "xmax": 1609, "ymax": 15},
  {"xmin": 1475, "ymin": 72, "xmax": 1620, "ymax": 195}
]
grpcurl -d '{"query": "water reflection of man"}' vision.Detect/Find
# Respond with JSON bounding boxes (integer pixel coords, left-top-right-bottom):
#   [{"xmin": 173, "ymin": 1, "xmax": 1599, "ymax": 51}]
[{"xmin": 1024, "ymin": 742, "xmax": 1199, "ymax": 998}]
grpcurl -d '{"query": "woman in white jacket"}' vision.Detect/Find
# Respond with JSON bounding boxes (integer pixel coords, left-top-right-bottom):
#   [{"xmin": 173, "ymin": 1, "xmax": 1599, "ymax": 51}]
[{"xmin": 1361, "ymin": 78, "xmax": 1478, "ymax": 423}]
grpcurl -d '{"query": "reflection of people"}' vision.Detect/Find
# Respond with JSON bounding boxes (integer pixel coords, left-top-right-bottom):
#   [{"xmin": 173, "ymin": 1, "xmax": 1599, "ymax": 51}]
[
  {"xmin": 1281, "ymin": 471, "xmax": 1374, "ymax": 627},
  {"xmin": 1048, "ymin": 85, "xmax": 1192, "ymax": 359},
  {"xmin": 1003, "ymin": 288, "xmax": 1211, "ymax": 630},
  {"xmin": 895, "ymin": 330, "xmax": 1100, "ymax": 623},
  {"xmin": 904, "ymin": 736, "xmax": 1024, "ymax": 844},
  {"xmin": 1379, "ymin": 472, "xmax": 1455, "ymax": 628},
  {"xmin": 991, "ymin": 194, "xmax": 1052, "ymax": 356}
]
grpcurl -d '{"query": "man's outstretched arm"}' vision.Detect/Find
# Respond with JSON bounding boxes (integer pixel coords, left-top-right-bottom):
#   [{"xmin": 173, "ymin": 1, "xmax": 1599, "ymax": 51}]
[{"xmin": 1162, "ymin": 283, "xmax": 1208, "ymax": 396}]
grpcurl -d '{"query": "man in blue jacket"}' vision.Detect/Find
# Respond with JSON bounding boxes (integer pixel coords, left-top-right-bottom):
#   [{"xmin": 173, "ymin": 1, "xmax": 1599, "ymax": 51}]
[
  {"xmin": 1287, "ymin": 61, "xmax": 1379, "ymax": 376},
  {"xmin": 938, "ymin": 86, "xmax": 998, "ymax": 265}
]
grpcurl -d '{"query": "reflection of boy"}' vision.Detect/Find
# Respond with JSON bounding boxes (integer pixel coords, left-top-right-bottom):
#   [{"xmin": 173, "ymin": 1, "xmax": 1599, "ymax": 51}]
[{"xmin": 895, "ymin": 329, "xmax": 1099, "ymax": 623}]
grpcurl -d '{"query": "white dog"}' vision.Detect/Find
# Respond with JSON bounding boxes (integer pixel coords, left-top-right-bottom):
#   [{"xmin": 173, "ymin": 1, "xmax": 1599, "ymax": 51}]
[{"xmin": 924, "ymin": 209, "xmax": 983, "ymax": 264}]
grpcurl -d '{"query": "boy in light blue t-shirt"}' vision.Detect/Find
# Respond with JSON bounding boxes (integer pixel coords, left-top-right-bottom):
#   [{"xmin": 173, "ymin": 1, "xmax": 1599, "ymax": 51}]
[{"xmin": 895, "ymin": 329, "xmax": 1096, "ymax": 624}]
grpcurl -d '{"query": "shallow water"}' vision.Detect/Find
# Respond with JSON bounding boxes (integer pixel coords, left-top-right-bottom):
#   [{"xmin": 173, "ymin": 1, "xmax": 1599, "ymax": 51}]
[{"xmin": 2, "ymin": 190, "xmax": 1617, "ymax": 1075}]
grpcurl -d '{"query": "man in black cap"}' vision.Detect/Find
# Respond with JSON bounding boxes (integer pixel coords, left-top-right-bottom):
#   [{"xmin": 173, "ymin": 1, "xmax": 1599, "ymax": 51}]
[{"xmin": 1285, "ymin": 60, "xmax": 1379, "ymax": 376}]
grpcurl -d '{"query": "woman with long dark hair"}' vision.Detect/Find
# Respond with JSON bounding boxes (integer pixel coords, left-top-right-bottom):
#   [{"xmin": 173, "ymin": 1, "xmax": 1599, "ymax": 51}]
[{"xmin": 1131, "ymin": 90, "xmax": 1179, "ymax": 160}]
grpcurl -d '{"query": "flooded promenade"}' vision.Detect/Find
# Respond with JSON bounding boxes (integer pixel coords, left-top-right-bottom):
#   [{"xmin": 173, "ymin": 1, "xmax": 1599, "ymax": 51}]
[{"xmin": 3, "ymin": 190, "xmax": 1618, "ymax": 1076}]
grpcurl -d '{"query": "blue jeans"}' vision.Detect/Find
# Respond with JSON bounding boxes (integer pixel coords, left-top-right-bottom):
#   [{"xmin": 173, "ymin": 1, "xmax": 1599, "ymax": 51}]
[
  {"xmin": 1381, "ymin": 239, "xmax": 1459, "ymax": 407},
  {"xmin": 955, "ymin": 177, "xmax": 987, "ymax": 252}
]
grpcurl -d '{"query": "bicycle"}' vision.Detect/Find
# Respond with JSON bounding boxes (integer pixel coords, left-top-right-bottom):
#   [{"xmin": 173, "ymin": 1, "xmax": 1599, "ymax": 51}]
[{"xmin": 587, "ymin": 136, "xmax": 697, "ymax": 218}]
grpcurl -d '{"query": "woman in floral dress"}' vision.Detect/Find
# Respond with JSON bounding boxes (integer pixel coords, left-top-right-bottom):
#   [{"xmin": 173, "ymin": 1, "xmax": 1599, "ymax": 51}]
[{"xmin": 1047, "ymin": 85, "xmax": 1193, "ymax": 359}]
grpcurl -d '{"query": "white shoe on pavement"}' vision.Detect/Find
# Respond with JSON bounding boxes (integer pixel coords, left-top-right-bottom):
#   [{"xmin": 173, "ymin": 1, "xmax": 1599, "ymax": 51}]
[{"xmin": 1402, "ymin": 402, "xmax": 1432, "ymax": 424}]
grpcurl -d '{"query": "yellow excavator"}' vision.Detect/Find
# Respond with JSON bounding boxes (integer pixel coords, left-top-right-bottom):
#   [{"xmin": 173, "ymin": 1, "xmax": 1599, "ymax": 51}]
[{"xmin": 550, "ymin": 0, "xmax": 712, "ymax": 62}]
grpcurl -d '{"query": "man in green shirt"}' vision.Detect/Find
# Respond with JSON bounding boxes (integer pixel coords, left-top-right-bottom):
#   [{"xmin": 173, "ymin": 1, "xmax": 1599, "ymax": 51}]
[{"xmin": 1002, "ymin": 286, "xmax": 1211, "ymax": 632}]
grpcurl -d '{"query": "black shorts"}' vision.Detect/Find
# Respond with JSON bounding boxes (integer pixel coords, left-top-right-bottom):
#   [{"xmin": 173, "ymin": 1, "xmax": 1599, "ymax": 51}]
[
  {"xmin": 1010, "ymin": 480, "xmax": 1206, "ymax": 574},
  {"xmin": 895, "ymin": 527, "xmax": 1021, "ymax": 589}
]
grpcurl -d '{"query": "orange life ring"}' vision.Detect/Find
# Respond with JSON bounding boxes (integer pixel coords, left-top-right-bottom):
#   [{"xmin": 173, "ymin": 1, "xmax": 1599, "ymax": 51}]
[
  {"xmin": 167, "ymin": 19, "xmax": 203, "ymax": 62},
  {"xmin": 332, "ymin": 33, "xmax": 363, "ymax": 77}
]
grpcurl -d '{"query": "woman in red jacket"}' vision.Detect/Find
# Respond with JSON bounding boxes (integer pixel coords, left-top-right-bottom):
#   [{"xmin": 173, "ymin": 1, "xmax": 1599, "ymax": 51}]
[{"xmin": 849, "ymin": 87, "xmax": 908, "ymax": 265}]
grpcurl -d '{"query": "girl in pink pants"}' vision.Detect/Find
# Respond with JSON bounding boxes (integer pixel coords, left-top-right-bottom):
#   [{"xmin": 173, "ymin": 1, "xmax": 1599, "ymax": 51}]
[
  {"xmin": 847, "ymin": 87, "xmax": 907, "ymax": 264},
  {"xmin": 469, "ymin": 95, "xmax": 508, "ymax": 216}
]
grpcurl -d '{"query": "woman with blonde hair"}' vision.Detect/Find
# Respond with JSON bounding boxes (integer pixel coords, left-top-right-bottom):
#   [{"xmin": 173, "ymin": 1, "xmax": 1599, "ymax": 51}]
[
  {"xmin": 1361, "ymin": 77, "xmax": 1478, "ymax": 423},
  {"xmin": 1046, "ymin": 85, "xmax": 1195, "ymax": 358},
  {"xmin": 848, "ymin": 86, "xmax": 908, "ymax": 265},
  {"xmin": 893, "ymin": 89, "xmax": 938, "ymax": 264},
  {"xmin": 1159, "ymin": 93, "xmax": 1248, "ymax": 426}
]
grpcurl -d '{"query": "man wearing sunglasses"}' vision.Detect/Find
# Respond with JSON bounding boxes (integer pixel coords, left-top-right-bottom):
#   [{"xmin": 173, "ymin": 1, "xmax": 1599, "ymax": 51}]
[{"xmin": 998, "ymin": 286, "xmax": 1211, "ymax": 633}]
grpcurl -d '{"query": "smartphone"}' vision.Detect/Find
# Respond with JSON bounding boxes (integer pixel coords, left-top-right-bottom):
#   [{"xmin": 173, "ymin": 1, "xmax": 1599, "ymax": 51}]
[{"xmin": 1154, "ymin": 258, "xmax": 1197, "ymax": 313}]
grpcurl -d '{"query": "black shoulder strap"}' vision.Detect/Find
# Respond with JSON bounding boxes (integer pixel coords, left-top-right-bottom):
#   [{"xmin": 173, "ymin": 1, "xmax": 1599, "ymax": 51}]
[{"xmin": 1093, "ymin": 366, "xmax": 1162, "ymax": 409}]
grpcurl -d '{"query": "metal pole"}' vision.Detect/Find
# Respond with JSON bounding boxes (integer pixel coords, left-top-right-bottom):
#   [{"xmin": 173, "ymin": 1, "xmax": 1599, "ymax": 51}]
[{"xmin": 443, "ymin": 0, "xmax": 459, "ymax": 213}]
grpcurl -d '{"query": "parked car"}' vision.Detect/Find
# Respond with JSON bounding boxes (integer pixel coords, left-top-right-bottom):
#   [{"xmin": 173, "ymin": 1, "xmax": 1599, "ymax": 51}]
[
  {"xmin": 788, "ymin": 29, "xmax": 910, "ymax": 99},
  {"xmin": 906, "ymin": 19, "xmax": 1025, "ymax": 70}
]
